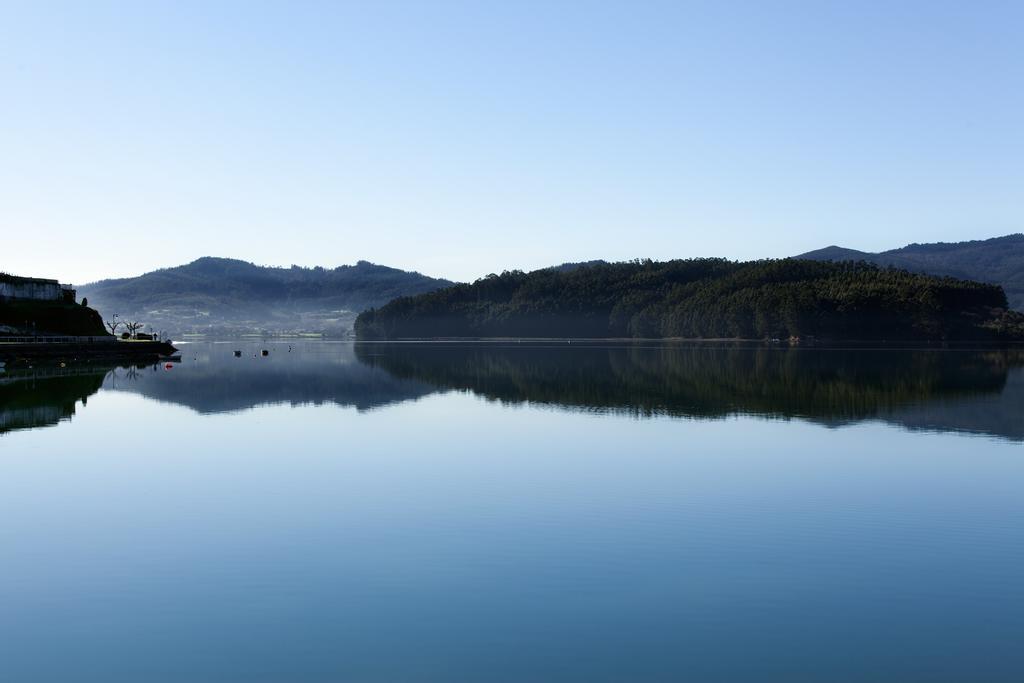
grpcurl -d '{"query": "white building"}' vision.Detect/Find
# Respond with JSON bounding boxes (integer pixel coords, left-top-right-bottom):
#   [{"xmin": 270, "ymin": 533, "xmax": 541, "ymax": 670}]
[{"xmin": 0, "ymin": 275, "xmax": 77, "ymax": 303}]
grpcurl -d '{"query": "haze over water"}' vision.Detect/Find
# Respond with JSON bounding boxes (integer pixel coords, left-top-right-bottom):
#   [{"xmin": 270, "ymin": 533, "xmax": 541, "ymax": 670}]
[{"xmin": 1, "ymin": 342, "xmax": 1022, "ymax": 682}]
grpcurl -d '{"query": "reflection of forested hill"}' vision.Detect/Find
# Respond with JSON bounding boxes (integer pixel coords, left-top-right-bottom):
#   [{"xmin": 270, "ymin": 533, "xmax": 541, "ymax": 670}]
[
  {"xmin": 105, "ymin": 344, "xmax": 435, "ymax": 414},
  {"xmin": 875, "ymin": 369, "xmax": 1024, "ymax": 440},
  {"xmin": 8, "ymin": 343, "xmax": 1017, "ymax": 440},
  {"xmin": 355, "ymin": 344, "xmax": 1024, "ymax": 441},
  {"xmin": 0, "ymin": 366, "xmax": 108, "ymax": 434}
]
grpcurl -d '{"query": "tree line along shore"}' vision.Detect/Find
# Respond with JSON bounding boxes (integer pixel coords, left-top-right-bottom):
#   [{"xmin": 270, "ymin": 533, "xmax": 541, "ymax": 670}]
[{"xmin": 355, "ymin": 259, "xmax": 1024, "ymax": 342}]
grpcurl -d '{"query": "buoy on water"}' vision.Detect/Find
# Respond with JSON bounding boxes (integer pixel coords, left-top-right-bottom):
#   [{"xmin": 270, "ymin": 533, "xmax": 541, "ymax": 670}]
[
  {"xmin": 233, "ymin": 350, "xmax": 242, "ymax": 357},
  {"xmin": 261, "ymin": 349, "xmax": 269, "ymax": 357},
  {"xmin": 164, "ymin": 363, "xmax": 174, "ymax": 370}
]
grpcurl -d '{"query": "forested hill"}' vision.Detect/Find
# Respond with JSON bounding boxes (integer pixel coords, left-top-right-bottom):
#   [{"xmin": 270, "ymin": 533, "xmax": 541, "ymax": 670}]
[
  {"xmin": 798, "ymin": 234, "xmax": 1024, "ymax": 311},
  {"xmin": 355, "ymin": 259, "xmax": 1024, "ymax": 341},
  {"xmin": 79, "ymin": 257, "xmax": 453, "ymax": 336}
]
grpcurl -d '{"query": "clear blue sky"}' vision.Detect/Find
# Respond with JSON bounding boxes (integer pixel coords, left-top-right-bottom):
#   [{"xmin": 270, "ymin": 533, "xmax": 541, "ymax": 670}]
[{"xmin": 2, "ymin": 1, "xmax": 1021, "ymax": 285}]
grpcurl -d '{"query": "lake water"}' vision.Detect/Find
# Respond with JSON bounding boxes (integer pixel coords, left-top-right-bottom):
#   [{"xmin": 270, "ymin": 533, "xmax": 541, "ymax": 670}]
[{"xmin": 1, "ymin": 341, "xmax": 1022, "ymax": 682}]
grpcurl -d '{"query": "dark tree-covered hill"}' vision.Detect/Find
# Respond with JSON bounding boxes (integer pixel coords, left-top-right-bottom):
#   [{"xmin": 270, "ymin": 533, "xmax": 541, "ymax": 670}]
[
  {"xmin": 355, "ymin": 259, "xmax": 1024, "ymax": 341},
  {"xmin": 798, "ymin": 234, "xmax": 1024, "ymax": 310}
]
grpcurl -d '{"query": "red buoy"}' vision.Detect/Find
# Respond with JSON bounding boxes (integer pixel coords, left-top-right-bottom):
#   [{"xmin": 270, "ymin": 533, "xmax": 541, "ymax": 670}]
[{"xmin": 164, "ymin": 363, "xmax": 174, "ymax": 370}]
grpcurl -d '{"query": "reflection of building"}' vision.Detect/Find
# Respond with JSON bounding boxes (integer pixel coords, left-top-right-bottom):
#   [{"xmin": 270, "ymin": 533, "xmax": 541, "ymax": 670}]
[{"xmin": 0, "ymin": 274, "xmax": 76, "ymax": 303}]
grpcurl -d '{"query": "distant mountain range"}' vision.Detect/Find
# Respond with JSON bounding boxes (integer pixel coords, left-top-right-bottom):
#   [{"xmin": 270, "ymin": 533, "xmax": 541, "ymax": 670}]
[
  {"xmin": 73, "ymin": 234, "xmax": 1022, "ymax": 337},
  {"xmin": 797, "ymin": 234, "xmax": 1023, "ymax": 311},
  {"xmin": 547, "ymin": 236, "xmax": 1023, "ymax": 311},
  {"xmin": 78, "ymin": 257, "xmax": 452, "ymax": 337}
]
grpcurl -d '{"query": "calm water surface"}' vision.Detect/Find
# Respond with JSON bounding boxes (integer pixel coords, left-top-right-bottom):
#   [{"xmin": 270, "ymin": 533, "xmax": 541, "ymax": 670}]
[{"xmin": 1, "ymin": 342, "xmax": 1022, "ymax": 682}]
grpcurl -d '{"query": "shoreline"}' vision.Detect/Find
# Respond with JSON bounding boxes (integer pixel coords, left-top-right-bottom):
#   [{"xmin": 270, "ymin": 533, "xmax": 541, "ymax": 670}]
[{"xmin": 0, "ymin": 340, "xmax": 178, "ymax": 363}]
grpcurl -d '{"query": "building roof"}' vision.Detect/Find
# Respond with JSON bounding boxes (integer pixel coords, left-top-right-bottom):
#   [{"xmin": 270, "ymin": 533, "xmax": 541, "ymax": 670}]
[{"xmin": 0, "ymin": 273, "xmax": 62, "ymax": 285}]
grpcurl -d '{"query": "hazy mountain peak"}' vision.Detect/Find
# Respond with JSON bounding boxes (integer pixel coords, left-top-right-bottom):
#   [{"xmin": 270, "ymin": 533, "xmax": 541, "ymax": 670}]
[
  {"xmin": 78, "ymin": 258, "xmax": 454, "ymax": 336},
  {"xmin": 796, "ymin": 246, "xmax": 872, "ymax": 261}
]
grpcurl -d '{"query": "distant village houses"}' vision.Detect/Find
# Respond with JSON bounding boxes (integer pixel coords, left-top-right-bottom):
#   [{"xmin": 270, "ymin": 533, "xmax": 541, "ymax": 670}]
[{"xmin": 0, "ymin": 274, "xmax": 77, "ymax": 304}]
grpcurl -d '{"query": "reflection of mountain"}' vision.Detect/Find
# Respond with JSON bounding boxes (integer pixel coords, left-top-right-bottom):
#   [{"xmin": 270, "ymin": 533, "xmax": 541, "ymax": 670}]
[
  {"xmin": 0, "ymin": 365, "xmax": 110, "ymax": 434},
  {"xmin": 355, "ymin": 344, "xmax": 1024, "ymax": 441},
  {"xmin": 7, "ymin": 343, "xmax": 1020, "ymax": 441},
  {"xmin": 105, "ymin": 343, "xmax": 435, "ymax": 414}
]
